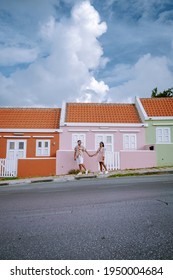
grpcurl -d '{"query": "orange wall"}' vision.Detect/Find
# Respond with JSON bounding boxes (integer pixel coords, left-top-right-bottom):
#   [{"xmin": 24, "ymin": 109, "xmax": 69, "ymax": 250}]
[
  {"xmin": 0, "ymin": 132, "xmax": 59, "ymax": 158},
  {"xmin": 18, "ymin": 158, "xmax": 56, "ymax": 178},
  {"xmin": 0, "ymin": 136, "xmax": 7, "ymax": 157}
]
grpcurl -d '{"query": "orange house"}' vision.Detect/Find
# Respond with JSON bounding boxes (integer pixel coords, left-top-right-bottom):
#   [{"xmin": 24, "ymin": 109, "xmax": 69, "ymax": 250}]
[{"xmin": 0, "ymin": 108, "xmax": 61, "ymax": 178}]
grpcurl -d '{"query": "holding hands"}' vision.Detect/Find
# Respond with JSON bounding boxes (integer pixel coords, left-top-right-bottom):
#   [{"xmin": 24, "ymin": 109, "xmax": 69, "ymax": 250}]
[{"xmin": 89, "ymin": 154, "xmax": 95, "ymax": 157}]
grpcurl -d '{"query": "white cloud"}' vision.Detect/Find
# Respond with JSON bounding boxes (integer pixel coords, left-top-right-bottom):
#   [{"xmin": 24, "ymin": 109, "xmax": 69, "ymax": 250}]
[
  {"xmin": 0, "ymin": 1, "xmax": 109, "ymax": 106},
  {"xmin": 0, "ymin": 47, "xmax": 38, "ymax": 66},
  {"xmin": 77, "ymin": 77, "xmax": 109, "ymax": 102},
  {"xmin": 109, "ymin": 53, "xmax": 173, "ymax": 103}
]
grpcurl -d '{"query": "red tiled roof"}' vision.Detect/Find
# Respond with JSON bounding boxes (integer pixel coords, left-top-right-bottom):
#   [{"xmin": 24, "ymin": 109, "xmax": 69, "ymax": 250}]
[
  {"xmin": 140, "ymin": 98, "xmax": 173, "ymax": 117},
  {"xmin": 0, "ymin": 108, "xmax": 61, "ymax": 129},
  {"xmin": 65, "ymin": 103, "xmax": 141, "ymax": 123}
]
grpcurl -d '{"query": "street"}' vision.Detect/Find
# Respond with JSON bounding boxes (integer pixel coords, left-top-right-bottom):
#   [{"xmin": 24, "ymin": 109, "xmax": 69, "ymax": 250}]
[{"xmin": 0, "ymin": 174, "xmax": 173, "ymax": 260}]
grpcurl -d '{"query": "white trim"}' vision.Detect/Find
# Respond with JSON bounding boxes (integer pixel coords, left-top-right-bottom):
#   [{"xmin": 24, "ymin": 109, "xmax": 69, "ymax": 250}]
[
  {"xmin": 19, "ymin": 157, "xmax": 56, "ymax": 160},
  {"xmin": 95, "ymin": 134, "xmax": 114, "ymax": 152},
  {"xmin": 91, "ymin": 129, "xmax": 118, "ymax": 132},
  {"xmin": 60, "ymin": 101, "xmax": 66, "ymax": 126},
  {"xmin": 0, "ymin": 129, "xmax": 62, "ymax": 133},
  {"xmin": 135, "ymin": 96, "xmax": 148, "ymax": 121},
  {"xmin": 156, "ymin": 143, "xmax": 173, "ymax": 145},
  {"xmin": 6, "ymin": 139, "xmax": 27, "ymax": 159},
  {"xmin": 3, "ymin": 136, "xmax": 31, "ymax": 138},
  {"xmin": 120, "ymin": 150, "xmax": 155, "ymax": 152},
  {"xmin": 68, "ymin": 129, "xmax": 90, "ymax": 132},
  {"xmin": 150, "ymin": 117, "xmax": 173, "ymax": 120},
  {"xmin": 36, "ymin": 139, "xmax": 51, "ymax": 156},
  {"xmin": 123, "ymin": 134, "xmax": 137, "ymax": 150},
  {"xmin": 72, "ymin": 133, "xmax": 86, "ymax": 149},
  {"xmin": 32, "ymin": 136, "xmax": 54, "ymax": 138},
  {"xmin": 57, "ymin": 150, "xmax": 96, "ymax": 152},
  {"xmin": 156, "ymin": 127, "xmax": 171, "ymax": 144},
  {"xmin": 119, "ymin": 130, "xmax": 140, "ymax": 133},
  {"xmin": 153, "ymin": 123, "xmax": 173, "ymax": 126},
  {"xmin": 63, "ymin": 122, "xmax": 146, "ymax": 127}
]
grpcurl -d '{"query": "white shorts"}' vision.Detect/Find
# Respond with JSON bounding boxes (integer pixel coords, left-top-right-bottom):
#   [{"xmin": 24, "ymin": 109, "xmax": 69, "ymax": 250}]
[{"xmin": 76, "ymin": 155, "xmax": 84, "ymax": 165}]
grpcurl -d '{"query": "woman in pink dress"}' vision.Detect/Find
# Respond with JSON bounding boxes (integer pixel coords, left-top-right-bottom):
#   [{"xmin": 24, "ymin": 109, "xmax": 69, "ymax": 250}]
[{"xmin": 91, "ymin": 142, "xmax": 108, "ymax": 174}]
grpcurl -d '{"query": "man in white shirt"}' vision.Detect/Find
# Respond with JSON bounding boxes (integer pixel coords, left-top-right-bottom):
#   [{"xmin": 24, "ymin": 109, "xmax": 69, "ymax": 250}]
[{"xmin": 74, "ymin": 140, "xmax": 89, "ymax": 175}]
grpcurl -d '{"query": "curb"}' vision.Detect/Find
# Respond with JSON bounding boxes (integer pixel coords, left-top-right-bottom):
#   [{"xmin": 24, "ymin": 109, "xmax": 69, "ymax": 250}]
[{"xmin": 0, "ymin": 169, "xmax": 173, "ymax": 187}]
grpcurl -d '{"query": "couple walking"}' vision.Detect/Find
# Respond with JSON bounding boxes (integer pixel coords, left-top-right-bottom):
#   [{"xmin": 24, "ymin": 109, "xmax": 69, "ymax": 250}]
[{"xmin": 74, "ymin": 140, "xmax": 108, "ymax": 175}]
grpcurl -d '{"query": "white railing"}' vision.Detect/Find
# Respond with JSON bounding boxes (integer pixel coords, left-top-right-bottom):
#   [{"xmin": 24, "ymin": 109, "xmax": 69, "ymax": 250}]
[
  {"xmin": 0, "ymin": 158, "xmax": 18, "ymax": 177},
  {"xmin": 105, "ymin": 152, "xmax": 120, "ymax": 171}
]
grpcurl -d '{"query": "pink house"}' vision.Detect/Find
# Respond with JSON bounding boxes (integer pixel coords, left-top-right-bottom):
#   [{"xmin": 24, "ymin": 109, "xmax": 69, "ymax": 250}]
[{"xmin": 56, "ymin": 103, "xmax": 156, "ymax": 175}]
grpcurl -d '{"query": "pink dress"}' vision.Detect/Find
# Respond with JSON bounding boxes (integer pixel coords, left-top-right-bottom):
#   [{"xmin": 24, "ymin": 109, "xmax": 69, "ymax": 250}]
[{"xmin": 97, "ymin": 147, "xmax": 105, "ymax": 163}]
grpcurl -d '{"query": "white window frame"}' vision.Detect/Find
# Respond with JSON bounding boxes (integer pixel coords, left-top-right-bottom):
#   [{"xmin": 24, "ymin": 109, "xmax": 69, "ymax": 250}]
[
  {"xmin": 36, "ymin": 140, "xmax": 50, "ymax": 156},
  {"xmin": 95, "ymin": 134, "xmax": 114, "ymax": 152},
  {"xmin": 156, "ymin": 127, "xmax": 171, "ymax": 144},
  {"xmin": 123, "ymin": 134, "xmax": 137, "ymax": 150},
  {"xmin": 6, "ymin": 140, "xmax": 27, "ymax": 159},
  {"xmin": 72, "ymin": 134, "xmax": 86, "ymax": 150}
]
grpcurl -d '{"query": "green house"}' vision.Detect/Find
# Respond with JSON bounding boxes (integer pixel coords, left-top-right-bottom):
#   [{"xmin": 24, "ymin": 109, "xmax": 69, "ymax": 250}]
[{"xmin": 135, "ymin": 97, "xmax": 173, "ymax": 167}]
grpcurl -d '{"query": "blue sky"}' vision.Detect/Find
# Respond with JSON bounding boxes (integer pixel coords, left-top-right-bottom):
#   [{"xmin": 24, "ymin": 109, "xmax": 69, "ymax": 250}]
[{"xmin": 0, "ymin": 0, "xmax": 173, "ymax": 107}]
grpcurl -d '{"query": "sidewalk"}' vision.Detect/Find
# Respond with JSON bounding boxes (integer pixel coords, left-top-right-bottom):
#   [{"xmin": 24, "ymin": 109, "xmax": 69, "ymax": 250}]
[{"xmin": 0, "ymin": 166, "xmax": 173, "ymax": 187}]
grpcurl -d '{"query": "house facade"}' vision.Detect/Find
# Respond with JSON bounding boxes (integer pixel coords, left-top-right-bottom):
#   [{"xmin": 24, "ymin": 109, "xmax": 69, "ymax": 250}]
[
  {"xmin": 135, "ymin": 97, "xmax": 173, "ymax": 167},
  {"xmin": 0, "ymin": 108, "xmax": 61, "ymax": 178},
  {"xmin": 56, "ymin": 102, "xmax": 156, "ymax": 175}
]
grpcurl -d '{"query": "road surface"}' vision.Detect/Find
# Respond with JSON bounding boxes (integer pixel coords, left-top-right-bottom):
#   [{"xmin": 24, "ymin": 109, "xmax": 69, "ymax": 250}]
[{"xmin": 0, "ymin": 174, "xmax": 173, "ymax": 259}]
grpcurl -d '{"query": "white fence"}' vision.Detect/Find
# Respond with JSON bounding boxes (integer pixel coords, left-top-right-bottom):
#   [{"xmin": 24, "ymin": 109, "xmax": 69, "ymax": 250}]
[
  {"xmin": 105, "ymin": 152, "xmax": 120, "ymax": 171},
  {"xmin": 0, "ymin": 158, "xmax": 18, "ymax": 177}
]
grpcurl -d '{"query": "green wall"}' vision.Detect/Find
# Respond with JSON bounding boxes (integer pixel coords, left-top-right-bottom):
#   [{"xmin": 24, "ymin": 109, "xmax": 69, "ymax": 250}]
[{"xmin": 145, "ymin": 120, "xmax": 173, "ymax": 166}]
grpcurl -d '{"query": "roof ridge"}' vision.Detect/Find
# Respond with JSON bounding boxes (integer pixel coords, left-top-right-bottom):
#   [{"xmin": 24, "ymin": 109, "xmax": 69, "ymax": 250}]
[{"xmin": 66, "ymin": 102, "xmax": 135, "ymax": 106}]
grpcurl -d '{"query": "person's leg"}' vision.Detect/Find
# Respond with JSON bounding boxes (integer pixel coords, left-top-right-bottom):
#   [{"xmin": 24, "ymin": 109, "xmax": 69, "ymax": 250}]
[
  {"xmin": 102, "ymin": 162, "xmax": 108, "ymax": 174},
  {"xmin": 79, "ymin": 164, "xmax": 82, "ymax": 171},
  {"xmin": 99, "ymin": 162, "xmax": 103, "ymax": 174},
  {"xmin": 81, "ymin": 164, "xmax": 86, "ymax": 171},
  {"xmin": 102, "ymin": 162, "xmax": 107, "ymax": 171}
]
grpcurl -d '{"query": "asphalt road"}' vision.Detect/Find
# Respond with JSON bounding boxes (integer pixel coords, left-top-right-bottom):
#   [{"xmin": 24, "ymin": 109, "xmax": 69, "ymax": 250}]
[{"xmin": 0, "ymin": 175, "xmax": 173, "ymax": 260}]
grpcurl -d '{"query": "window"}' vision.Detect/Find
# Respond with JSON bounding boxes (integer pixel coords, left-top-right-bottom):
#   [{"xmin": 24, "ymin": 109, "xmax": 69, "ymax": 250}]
[
  {"xmin": 72, "ymin": 134, "xmax": 86, "ymax": 149},
  {"xmin": 123, "ymin": 134, "xmax": 137, "ymax": 150},
  {"xmin": 36, "ymin": 140, "xmax": 50, "ymax": 156},
  {"xmin": 95, "ymin": 134, "xmax": 114, "ymax": 152},
  {"xmin": 156, "ymin": 127, "xmax": 171, "ymax": 143}
]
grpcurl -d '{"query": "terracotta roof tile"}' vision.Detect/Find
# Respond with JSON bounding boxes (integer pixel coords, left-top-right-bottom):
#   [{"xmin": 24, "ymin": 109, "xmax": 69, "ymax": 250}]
[
  {"xmin": 0, "ymin": 108, "xmax": 61, "ymax": 129},
  {"xmin": 65, "ymin": 103, "xmax": 141, "ymax": 123},
  {"xmin": 140, "ymin": 98, "xmax": 173, "ymax": 117}
]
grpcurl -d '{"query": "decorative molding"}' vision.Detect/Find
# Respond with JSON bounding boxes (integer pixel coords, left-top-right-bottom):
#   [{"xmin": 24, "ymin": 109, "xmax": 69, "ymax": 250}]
[
  {"xmin": 19, "ymin": 157, "xmax": 56, "ymax": 160},
  {"xmin": 119, "ymin": 130, "xmax": 140, "ymax": 133},
  {"xmin": 135, "ymin": 96, "xmax": 148, "ymax": 121},
  {"xmin": 3, "ymin": 136, "xmax": 31, "ymax": 138},
  {"xmin": 32, "ymin": 136, "xmax": 54, "ymax": 138},
  {"xmin": 63, "ymin": 122, "xmax": 146, "ymax": 127},
  {"xmin": 91, "ymin": 129, "xmax": 118, "ymax": 132},
  {"xmin": 120, "ymin": 150, "xmax": 154, "ymax": 152},
  {"xmin": 0, "ymin": 129, "xmax": 62, "ymax": 133},
  {"xmin": 60, "ymin": 101, "xmax": 66, "ymax": 126},
  {"xmin": 68, "ymin": 129, "xmax": 90, "ymax": 132},
  {"xmin": 150, "ymin": 117, "xmax": 173, "ymax": 121},
  {"xmin": 152, "ymin": 123, "xmax": 173, "ymax": 126}
]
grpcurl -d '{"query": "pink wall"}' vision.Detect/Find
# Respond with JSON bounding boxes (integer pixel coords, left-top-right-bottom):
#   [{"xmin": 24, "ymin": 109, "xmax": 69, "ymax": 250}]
[
  {"xmin": 120, "ymin": 151, "xmax": 156, "ymax": 170},
  {"xmin": 56, "ymin": 125, "xmax": 152, "ymax": 175},
  {"xmin": 56, "ymin": 150, "xmax": 99, "ymax": 175},
  {"xmin": 59, "ymin": 126, "xmax": 146, "ymax": 151}
]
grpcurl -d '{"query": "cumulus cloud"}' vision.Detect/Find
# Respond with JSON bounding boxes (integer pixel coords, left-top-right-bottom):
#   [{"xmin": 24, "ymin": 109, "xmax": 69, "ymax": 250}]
[
  {"xmin": 77, "ymin": 77, "xmax": 109, "ymax": 102},
  {"xmin": 0, "ymin": 47, "xmax": 38, "ymax": 66},
  {"xmin": 0, "ymin": 1, "xmax": 109, "ymax": 107},
  {"xmin": 108, "ymin": 53, "xmax": 173, "ymax": 103}
]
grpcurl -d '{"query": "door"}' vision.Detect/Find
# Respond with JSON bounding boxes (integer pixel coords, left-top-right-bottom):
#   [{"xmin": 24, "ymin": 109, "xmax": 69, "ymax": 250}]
[
  {"xmin": 6, "ymin": 140, "xmax": 27, "ymax": 175},
  {"xmin": 6, "ymin": 140, "xmax": 26, "ymax": 159}
]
